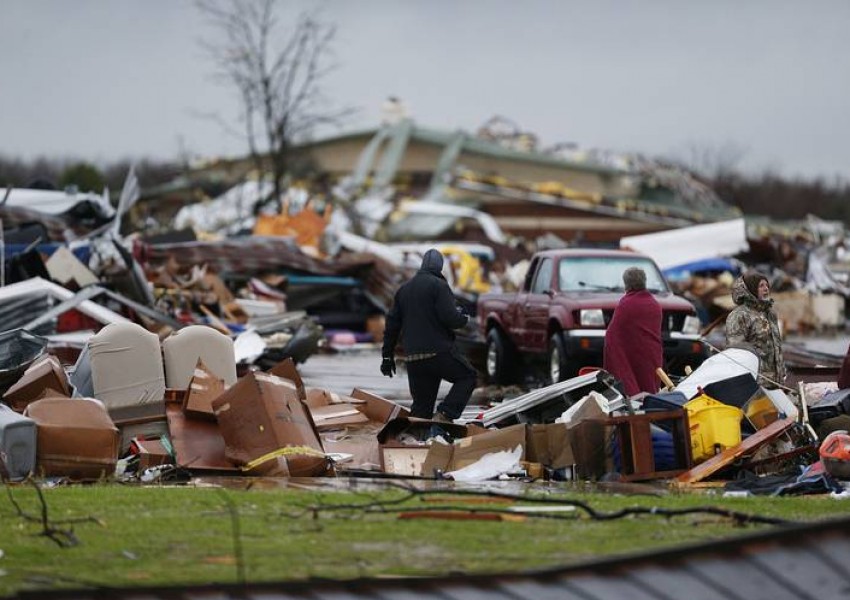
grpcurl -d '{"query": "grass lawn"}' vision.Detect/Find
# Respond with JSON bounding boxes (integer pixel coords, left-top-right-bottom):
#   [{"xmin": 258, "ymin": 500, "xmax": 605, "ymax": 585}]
[{"xmin": 0, "ymin": 480, "xmax": 848, "ymax": 597}]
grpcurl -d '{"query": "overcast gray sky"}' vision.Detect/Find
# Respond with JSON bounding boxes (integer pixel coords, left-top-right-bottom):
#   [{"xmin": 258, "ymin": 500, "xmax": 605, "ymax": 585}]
[{"xmin": 1, "ymin": 0, "xmax": 848, "ymax": 180}]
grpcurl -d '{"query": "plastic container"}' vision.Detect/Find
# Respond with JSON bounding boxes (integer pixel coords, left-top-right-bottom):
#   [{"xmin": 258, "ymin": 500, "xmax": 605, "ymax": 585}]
[
  {"xmin": 685, "ymin": 394, "xmax": 744, "ymax": 463},
  {"xmin": 0, "ymin": 403, "xmax": 37, "ymax": 480}
]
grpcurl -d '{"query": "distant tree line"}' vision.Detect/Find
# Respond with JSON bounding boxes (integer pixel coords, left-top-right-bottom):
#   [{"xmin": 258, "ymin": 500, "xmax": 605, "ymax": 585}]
[
  {"xmin": 0, "ymin": 156, "xmax": 182, "ymax": 199},
  {"xmin": 3, "ymin": 154, "xmax": 849, "ymax": 227},
  {"xmin": 712, "ymin": 171, "xmax": 850, "ymax": 225}
]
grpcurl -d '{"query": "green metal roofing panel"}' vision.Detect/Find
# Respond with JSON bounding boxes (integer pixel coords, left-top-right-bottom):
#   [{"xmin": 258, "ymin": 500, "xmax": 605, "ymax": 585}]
[
  {"xmin": 303, "ymin": 120, "xmax": 629, "ymax": 177},
  {"xmin": 408, "ymin": 124, "xmax": 629, "ymax": 176}
]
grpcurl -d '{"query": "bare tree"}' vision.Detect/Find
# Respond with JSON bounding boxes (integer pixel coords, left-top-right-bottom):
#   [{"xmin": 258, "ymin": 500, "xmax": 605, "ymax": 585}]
[
  {"xmin": 197, "ymin": 0, "xmax": 350, "ymax": 211},
  {"xmin": 669, "ymin": 140, "xmax": 748, "ymax": 181}
]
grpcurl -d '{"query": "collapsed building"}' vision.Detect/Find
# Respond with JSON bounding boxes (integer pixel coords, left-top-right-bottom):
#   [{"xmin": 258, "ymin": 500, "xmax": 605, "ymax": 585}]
[{"xmin": 2, "ymin": 117, "xmax": 850, "ymax": 499}]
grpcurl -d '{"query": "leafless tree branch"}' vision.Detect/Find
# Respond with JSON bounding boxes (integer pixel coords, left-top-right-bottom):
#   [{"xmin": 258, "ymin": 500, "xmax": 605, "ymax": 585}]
[
  {"xmin": 196, "ymin": 0, "xmax": 351, "ymax": 211},
  {"xmin": 4, "ymin": 480, "xmax": 102, "ymax": 548}
]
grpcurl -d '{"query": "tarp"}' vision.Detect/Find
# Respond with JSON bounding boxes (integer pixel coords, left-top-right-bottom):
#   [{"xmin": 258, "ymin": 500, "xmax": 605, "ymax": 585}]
[
  {"xmin": 620, "ymin": 218, "xmax": 748, "ymax": 271},
  {"xmin": 663, "ymin": 257, "xmax": 740, "ymax": 280}
]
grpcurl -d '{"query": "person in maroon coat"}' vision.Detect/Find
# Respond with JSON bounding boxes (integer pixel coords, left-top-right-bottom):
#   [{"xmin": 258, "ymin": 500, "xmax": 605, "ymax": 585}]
[{"xmin": 603, "ymin": 267, "xmax": 663, "ymax": 396}]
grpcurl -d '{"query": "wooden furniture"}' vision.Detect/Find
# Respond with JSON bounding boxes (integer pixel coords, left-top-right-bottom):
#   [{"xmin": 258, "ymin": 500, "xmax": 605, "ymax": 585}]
[{"xmin": 602, "ymin": 409, "xmax": 692, "ymax": 482}]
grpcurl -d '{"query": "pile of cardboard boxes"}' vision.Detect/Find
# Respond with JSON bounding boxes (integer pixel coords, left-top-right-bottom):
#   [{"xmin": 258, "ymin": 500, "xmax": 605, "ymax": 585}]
[{"xmin": 0, "ymin": 324, "xmax": 837, "ymax": 489}]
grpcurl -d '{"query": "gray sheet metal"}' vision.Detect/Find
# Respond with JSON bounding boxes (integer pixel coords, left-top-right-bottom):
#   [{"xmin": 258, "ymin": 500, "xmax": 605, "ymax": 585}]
[
  {"xmin": 22, "ymin": 286, "xmax": 183, "ymax": 332},
  {"xmin": 479, "ymin": 370, "xmax": 622, "ymax": 427},
  {"xmin": 0, "ymin": 293, "xmax": 53, "ymax": 335}
]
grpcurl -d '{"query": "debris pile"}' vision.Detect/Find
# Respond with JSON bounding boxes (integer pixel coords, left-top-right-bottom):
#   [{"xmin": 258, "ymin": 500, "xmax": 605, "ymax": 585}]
[{"xmin": 2, "ymin": 121, "xmax": 850, "ymax": 500}]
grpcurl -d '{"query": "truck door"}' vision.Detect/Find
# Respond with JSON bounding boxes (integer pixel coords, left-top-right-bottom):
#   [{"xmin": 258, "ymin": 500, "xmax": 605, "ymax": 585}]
[{"xmin": 518, "ymin": 257, "xmax": 554, "ymax": 352}]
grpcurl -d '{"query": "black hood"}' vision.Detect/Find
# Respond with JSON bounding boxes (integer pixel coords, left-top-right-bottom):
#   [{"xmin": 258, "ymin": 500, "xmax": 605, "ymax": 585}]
[{"xmin": 420, "ymin": 248, "xmax": 444, "ymax": 274}]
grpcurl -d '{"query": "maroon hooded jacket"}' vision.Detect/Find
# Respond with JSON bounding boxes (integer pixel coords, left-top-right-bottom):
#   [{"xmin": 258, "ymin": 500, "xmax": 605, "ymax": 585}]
[{"xmin": 603, "ymin": 289, "xmax": 663, "ymax": 396}]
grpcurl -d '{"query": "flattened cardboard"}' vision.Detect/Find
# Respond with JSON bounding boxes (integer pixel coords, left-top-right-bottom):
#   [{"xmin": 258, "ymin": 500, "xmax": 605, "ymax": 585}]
[
  {"xmin": 183, "ymin": 359, "xmax": 226, "ymax": 421},
  {"xmin": 309, "ymin": 403, "xmax": 370, "ymax": 431},
  {"xmin": 3, "ymin": 354, "xmax": 71, "ymax": 412},
  {"xmin": 321, "ymin": 427, "xmax": 383, "ymax": 471},
  {"xmin": 164, "ymin": 400, "xmax": 237, "ymax": 472},
  {"xmin": 24, "ymin": 398, "xmax": 119, "ymax": 481},
  {"xmin": 305, "ymin": 387, "xmax": 364, "ymax": 409},
  {"xmin": 211, "ymin": 371, "xmax": 328, "ymax": 477},
  {"xmin": 351, "ymin": 388, "xmax": 410, "ymax": 424}
]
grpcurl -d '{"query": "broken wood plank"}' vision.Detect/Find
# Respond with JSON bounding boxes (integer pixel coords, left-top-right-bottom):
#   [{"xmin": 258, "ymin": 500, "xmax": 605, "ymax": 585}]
[
  {"xmin": 398, "ymin": 511, "xmax": 526, "ymax": 522},
  {"xmin": 675, "ymin": 417, "xmax": 796, "ymax": 484}
]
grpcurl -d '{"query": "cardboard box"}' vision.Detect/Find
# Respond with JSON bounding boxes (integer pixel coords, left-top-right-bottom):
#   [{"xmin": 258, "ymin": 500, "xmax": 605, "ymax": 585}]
[
  {"xmin": 381, "ymin": 446, "xmax": 432, "ymax": 476},
  {"xmin": 183, "ymin": 360, "xmax": 226, "ymax": 421},
  {"xmin": 526, "ymin": 423, "xmax": 575, "ymax": 469},
  {"xmin": 24, "ymin": 398, "xmax": 119, "ymax": 481},
  {"xmin": 421, "ymin": 423, "xmax": 576, "ymax": 477},
  {"xmin": 350, "ymin": 388, "xmax": 410, "ymax": 424},
  {"xmin": 268, "ymin": 358, "xmax": 306, "ymax": 400},
  {"xmin": 130, "ymin": 436, "xmax": 173, "ymax": 470},
  {"xmin": 211, "ymin": 372, "xmax": 328, "ymax": 477},
  {"xmin": 116, "ymin": 416, "xmax": 169, "ymax": 456},
  {"xmin": 2, "ymin": 354, "xmax": 70, "ymax": 412},
  {"xmin": 422, "ymin": 424, "xmax": 526, "ymax": 476},
  {"xmin": 377, "ymin": 417, "xmax": 468, "ymax": 476},
  {"xmin": 570, "ymin": 420, "xmax": 611, "ymax": 480}
]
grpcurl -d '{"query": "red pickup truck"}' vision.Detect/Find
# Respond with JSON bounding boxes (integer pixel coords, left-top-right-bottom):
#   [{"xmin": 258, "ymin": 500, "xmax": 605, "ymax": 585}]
[{"xmin": 477, "ymin": 249, "xmax": 707, "ymax": 384}]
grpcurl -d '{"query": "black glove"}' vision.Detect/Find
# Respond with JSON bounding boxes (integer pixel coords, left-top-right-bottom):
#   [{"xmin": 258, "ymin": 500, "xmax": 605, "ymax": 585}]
[{"xmin": 380, "ymin": 356, "xmax": 396, "ymax": 378}]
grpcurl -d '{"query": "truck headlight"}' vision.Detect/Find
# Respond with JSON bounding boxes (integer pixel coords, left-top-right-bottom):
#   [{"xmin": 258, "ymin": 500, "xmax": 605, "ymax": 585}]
[
  {"xmin": 580, "ymin": 309, "xmax": 605, "ymax": 327},
  {"xmin": 682, "ymin": 315, "xmax": 701, "ymax": 335}
]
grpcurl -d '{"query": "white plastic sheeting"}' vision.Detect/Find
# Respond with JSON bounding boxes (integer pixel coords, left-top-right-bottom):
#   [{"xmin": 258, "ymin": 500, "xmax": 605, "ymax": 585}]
[
  {"xmin": 446, "ymin": 445, "xmax": 523, "ymax": 482},
  {"xmin": 0, "ymin": 187, "xmax": 113, "ymax": 217},
  {"xmin": 173, "ymin": 180, "xmax": 285, "ymax": 235},
  {"xmin": 674, "ymin": 347, "xmax": 760, "ymax": 400},
  {"xmin": 620, "ymin": 218, "xmax": 748, "ymax": 271}
]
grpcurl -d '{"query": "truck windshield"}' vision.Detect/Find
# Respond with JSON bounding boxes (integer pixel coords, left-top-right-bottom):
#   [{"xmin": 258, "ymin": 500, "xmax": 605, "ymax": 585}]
[{"xmin": 558, "ymin": 257, "xmax": 668, "ymax": 293}]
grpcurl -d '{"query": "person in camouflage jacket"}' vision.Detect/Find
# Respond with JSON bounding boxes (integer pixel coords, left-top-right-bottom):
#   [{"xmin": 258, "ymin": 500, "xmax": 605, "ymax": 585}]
[{"xmin": 725, "ymin": 272, "xmax": 786, "ymax": 388}]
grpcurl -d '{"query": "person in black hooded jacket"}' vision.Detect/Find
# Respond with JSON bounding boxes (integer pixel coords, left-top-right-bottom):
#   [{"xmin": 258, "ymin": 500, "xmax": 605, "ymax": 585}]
[{"xmin": 381, "ymin": 248, "xmax": 477, "ymax": 422}]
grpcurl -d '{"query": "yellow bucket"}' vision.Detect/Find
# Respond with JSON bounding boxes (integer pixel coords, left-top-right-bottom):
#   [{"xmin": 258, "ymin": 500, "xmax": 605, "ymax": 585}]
[{"xmin": 685, "ymin": 394, "xmax": 744, "ymax": 463}]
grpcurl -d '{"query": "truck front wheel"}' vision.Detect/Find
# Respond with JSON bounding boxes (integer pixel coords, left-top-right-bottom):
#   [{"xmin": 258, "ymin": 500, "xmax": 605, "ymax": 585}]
[
  {"xmin": 486, "ymin": 328, "xmax": 515, "ymax": 385},
  {"xmin": 548, "ymin": 332, "xmax": 578, "ymax": 384}
]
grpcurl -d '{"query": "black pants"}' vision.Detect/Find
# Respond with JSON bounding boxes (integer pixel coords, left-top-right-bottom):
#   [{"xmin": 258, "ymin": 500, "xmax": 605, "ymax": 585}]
[{"xmin": 406, "ymin": 349, "xmax": 477, "ymax": 420}]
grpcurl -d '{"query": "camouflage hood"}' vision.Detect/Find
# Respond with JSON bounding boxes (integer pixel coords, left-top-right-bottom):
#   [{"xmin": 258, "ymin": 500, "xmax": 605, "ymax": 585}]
[{"xmin": 731, "ymin": 276, "xmax": 773, "ymax": 311}]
